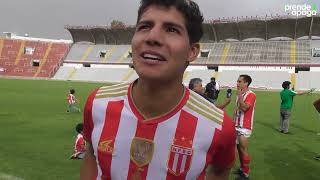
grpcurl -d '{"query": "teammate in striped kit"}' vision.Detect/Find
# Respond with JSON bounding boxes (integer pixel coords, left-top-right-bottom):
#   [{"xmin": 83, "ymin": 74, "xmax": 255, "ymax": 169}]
[
  {"xmin": 67, "ymin": 89, "xmax": 80, "ymax": 113},
  {"xmin": 81, "ymin": 0, "xmax": 236, "ymax": 179},
  {"xmin": 233, "ymin": 75, "xmax": 256, "ymax": 180}
]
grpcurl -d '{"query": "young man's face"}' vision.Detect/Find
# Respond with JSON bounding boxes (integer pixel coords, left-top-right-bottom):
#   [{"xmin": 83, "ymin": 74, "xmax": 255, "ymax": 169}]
[
  {"xmin": 237, "ymin": 76, "xmax": 248, "ymax": 90},
  {"xmin": 131, "ymin": 5, "xmax": 199, "ymax": 82}
]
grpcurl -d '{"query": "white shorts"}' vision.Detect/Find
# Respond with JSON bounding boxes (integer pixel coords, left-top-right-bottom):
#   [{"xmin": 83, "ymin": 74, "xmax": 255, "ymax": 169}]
[
  {"xmin": 236, "ymin": 128, "xmax": 251, "ymax": 144},
  {"xmin": 236, "ymin": 127, "xmax": 252, "ymax": 138}
]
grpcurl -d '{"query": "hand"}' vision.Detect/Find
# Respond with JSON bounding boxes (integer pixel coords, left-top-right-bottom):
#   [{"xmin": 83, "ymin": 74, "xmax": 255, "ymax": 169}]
[
  {"xmin": 237, "ymin": 88, "xmax": 247, "ymax": 101},
  {"xmin": 310, "ymin": 88, "xmax": 316, "ymax": 93}
]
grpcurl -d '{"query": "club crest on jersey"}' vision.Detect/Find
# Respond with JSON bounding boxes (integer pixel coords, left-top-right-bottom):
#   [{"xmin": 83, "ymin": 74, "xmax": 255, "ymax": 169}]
[
  {"xmin": 167, "ymin": 144, "xmax": 193, "ymax": 176},
  {"xmin": 98, "ymin": 140, "xmax": 114, "ymax": 154},
  {"xmin": 130, "ymin": 137, "xmax": 154, "ymax": 167}
]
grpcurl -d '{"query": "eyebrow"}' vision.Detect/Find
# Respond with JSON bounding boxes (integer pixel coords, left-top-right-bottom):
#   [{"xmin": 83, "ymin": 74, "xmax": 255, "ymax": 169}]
[
  {"xmin": 137, "ymin": 20, "xmax": 185, "ymax": 32},
  {"xmin": 163, "ymin": 22, "xmax": 185, "ymax": 32}
]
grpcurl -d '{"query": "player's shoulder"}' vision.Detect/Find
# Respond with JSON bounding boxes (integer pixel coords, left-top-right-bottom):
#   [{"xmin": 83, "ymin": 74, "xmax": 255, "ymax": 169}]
[
  {"xmin": 248, "ymin": 89, "xmax": 256, "ymax": 95},
  {"xmin": 186, "ymin": 90, "xmax": 224, "ymax": 126},
  {"xmin": 247, "ymin": 90, "xmax": 256, "ymax": 98},
  {"xmin": 95, "ymin": 82, "xmax": 130, "ymax": 99}
]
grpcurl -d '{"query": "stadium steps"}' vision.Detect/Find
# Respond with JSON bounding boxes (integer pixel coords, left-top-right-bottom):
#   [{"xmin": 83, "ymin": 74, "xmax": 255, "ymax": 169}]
[
  {"xmin": 116, "ymin": 47, "xmax": 131, "ymax": 63},
  {"xmin": 290, "ymin": 41, "xmax": 296, "ymax": 64},
  {"xmin": 52, "ymin": 66, "xmax": 75, "ymax": 80},
  {"xmin": 34, "ymin": 42, "xmax": 53, "ymax": 77},
  {"xmin": 0, "ymin": 39, "xmax": 4, "ymax": 59},
  {"xmin": 81, "ymin": 45, "xmax": 94, "ymax": 62},
  {"xmin": 66, "ymin": 67, "xmax": 77, "ymax": 80},
  {"xmin": 220, "ymin": 43, "xmax": 230, "ymax": 64},
  {"xmin": 14, "ymin": 41, "xmax": 25, "ymax": 65},
  {"xmin": 102, "ymin": 46, "xmax": 116, "ymax": 63}
]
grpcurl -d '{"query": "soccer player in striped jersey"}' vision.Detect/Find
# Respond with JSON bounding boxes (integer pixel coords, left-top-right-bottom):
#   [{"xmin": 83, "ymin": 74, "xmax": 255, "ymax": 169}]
[
  {"xmin": 71, "ymin": 123, "xmax": 86, "ymax": 159},
  {"xmin": 80, "ymin": 0, "xmax": 236, "ymax": 179},
  {"xmin": 233, "ymin": 75, "xmax": 256, "ymax": 180},
  {"xmin": 67, "ymin": 89, "xmax": 80, "ymax": 113}
]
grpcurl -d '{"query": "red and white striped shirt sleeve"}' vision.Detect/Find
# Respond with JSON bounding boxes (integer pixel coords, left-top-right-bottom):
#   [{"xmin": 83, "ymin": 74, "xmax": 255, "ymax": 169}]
[
  {"xmin": 244, "ymin": 93, "xmax": 256, "ymax": 107},
  {"xmin": 83, "ymin": 89, "xmax": 99, "ymax": 143},
  {"xmin": 210, "ymin": 112, "xmax": 236, "ymax": 170}
]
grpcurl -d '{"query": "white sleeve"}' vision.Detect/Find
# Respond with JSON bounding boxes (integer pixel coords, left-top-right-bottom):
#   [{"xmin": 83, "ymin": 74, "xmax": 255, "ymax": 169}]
[{"xmin": 216, "ymin": 82, "xmax": 220, "ymax": 90}]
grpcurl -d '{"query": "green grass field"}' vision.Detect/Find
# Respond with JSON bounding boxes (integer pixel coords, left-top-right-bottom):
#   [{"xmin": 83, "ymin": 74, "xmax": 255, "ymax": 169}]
[{"xmin": 0, "ymin": 78, "xmax": 319, "ymax": 180}]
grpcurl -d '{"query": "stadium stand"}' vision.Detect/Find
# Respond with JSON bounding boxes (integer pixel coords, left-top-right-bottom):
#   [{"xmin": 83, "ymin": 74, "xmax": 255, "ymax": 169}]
[
  {"xmin": 296, "ymin": 71, "xmax": 320, "ymax": 90},
  {"xmin": 0, "ymin": 38, "xmax": 70, "ymax": 78},
  {"xmin": 65, "ymin": 44, "xmax": 131, "ymax": 64},
  {"xmin": 218, "ymin": 70, "xmax": 291, "ymax": 89},
  {"xmin": 53, "ymin": 66, "xmax": 138, "ymax": 82},
  {"xmin": 65, "ymin": 16, "xmax": 320, "ymax": 66},
  {"xmin": 60, "ymin": 16, "xmax": 320, "ymax": 90}
]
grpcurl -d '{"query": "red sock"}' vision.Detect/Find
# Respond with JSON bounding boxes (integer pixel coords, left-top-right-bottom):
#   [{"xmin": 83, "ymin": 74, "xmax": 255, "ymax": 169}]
[{"xmin": 240, "ymin": 154, "xmax": 251, "ymax": 176}]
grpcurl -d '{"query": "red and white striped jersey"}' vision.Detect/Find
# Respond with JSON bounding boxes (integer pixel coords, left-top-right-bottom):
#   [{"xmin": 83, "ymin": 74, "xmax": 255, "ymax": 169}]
[
  {"xmin": 75, "ymin": 134, "xmax": 85, "ymax": 154},
  {"xmin": 234, "ymin": 90, "xmax": 256, "ymax": 130},
  {"xmin": 83, "ymin": 82, "xmax": 236, "ymax": 180},
  {"xmin": 68, "ymin": 94, "xmax": 76, "ymax": 104}
]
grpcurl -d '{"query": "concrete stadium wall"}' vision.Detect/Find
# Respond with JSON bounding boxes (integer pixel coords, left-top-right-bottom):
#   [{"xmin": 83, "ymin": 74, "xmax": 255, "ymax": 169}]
[
  {"xmin": 296, "ymin": 71, "xmax": 320, "ymax": 90},
  {"xmin": 53, "ymin": 66, "xmax": 320, "ymax": 90}
]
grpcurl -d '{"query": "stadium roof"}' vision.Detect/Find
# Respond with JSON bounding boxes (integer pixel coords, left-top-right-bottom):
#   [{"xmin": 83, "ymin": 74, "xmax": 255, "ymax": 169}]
[{"xmin": 65, "ymin": 16, "xmax": 320, "ymax": 44}]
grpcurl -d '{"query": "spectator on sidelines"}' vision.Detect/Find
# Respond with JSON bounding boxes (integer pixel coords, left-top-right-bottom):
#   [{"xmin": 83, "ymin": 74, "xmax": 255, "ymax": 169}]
[
  {"xmin": 70, "ymin": 123, "xmax": 86, "ymax": 159},
  {"xmin": 279, "ymin": 81, "xmax": 311, "ymax": 134},
  {"xmin": 67, "ymin": 89, "xmax": 80, "ymax": 113}
]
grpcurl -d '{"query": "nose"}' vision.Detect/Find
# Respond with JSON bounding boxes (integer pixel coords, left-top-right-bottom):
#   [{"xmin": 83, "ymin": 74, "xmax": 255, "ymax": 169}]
[{"xmin": 145, "ymin": 25, "xmax": 163, "ymax": 47}]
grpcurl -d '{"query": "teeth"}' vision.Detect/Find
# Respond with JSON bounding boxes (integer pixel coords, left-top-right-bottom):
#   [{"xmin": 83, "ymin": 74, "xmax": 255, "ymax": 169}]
[{"xmin": 143, "ymin": 53, "xmax": 161, "ymax": 60}]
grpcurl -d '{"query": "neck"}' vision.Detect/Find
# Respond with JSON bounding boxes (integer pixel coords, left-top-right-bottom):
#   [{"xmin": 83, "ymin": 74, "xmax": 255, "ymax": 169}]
[{"xmin": 131, "ymin": 78, "xmax": 185, "ymax": 120}]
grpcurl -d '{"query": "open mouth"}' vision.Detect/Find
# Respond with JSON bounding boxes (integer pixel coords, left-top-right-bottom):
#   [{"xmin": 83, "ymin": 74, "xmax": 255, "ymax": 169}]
[{"xmin": 141, "ymin": 52, "xmax": 166, "ymax": 62}]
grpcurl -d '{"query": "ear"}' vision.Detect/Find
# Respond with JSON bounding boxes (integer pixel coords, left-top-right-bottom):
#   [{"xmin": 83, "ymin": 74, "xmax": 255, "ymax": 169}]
[{"xmin": 187, "ymin": 43, "xmax": 200, "ymax": 63}]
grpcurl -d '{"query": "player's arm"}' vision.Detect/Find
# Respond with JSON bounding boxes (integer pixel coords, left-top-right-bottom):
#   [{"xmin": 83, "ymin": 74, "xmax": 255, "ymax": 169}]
[
  {"xmin": 81, "ymin": 88, "xmax": 99, "ymax": 179},
  {"xmin": 80, "ymin": 142, "xmax": 97, "ymax": 180},
  {"xmin": 296, "ymin": 90, "xmax": 311, "ymax": 95},
  {"xmin": 238, "ymin": 93, "xmax": 256, "ymax": 112},
  {"xmin": 207, "ymin": 114, "xmax": 236, "ymax": 180},
  {"xmin": 215, "ymin": 97, "xmax": 231, "ymax": 110},
  {"xmin": 237, "ymin": 96, "xmax": 251, "ymax": 112}
]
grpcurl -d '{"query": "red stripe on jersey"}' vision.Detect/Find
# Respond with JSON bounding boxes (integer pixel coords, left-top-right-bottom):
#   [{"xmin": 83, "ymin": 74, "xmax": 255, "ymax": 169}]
[
  {"xmin": 83, "ymin": 89, "xmax": 99, "ymax": 142},
  {"xmin": 166, "ymin": 110, "xmax": 198, "ymax": 180},
  {"xmin": 68, "ymin": 94, "xmax": 75, "ymax": 104},
  {"xmin": 207, "ymin": 112, "xmax": 236, "ymax": 172},
  {"xmin": 97, "ymin": 100, "xmax": 124, "ymax": 180},
  {"xmin": 242, "ymin": 93, "xmax": 256, "ymax": 129},
  {"xmin": 127, "ymin": 122, "xmax": 158, "ymax": 180},
  {"xmin": 127, "ymin": 83, "xmax": 190, "ymax": 124}
]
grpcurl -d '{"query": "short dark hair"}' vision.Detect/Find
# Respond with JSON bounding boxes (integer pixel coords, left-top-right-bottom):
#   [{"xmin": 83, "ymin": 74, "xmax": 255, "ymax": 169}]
[
  {"xmin": 75, "ymin": 123, "xmax": 83, "ymax": 133},
  {"xmin": 210, "ymin": 77, "xmax": 215, "ymax": 81},
  {"xmin": 70, "ymin": 89, "xmax": 75, "ymax": 94},
  {"xmin": 137, "ymin": 0, "xmax": 204, "ymax": 44},
  {"xmin": 282, "ymin": 81, "xmax": 291, "ymax": 89},
  {"xmin": 189, "ymin": 78, "xmax": 202, "ymax": 90},
  {"xmin": 240, "ymin": 75, "xmax": 252, "ymax": 87}
]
